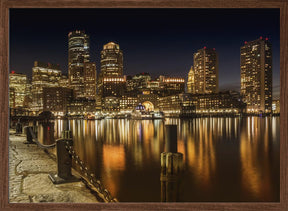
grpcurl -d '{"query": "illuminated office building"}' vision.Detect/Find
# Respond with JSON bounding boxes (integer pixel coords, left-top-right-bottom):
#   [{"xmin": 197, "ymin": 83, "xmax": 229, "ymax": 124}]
[
  {"xmin": 9, "ymin": 87, "xmax": 15, "ymax": 109},
  {"xmin": 146, "ymin": 79, "xmax": 162, "ymax": 95},
  {"xmin": 31, "ymin": 61, "xmax": 61, "ymax": 113},
  {"xmin": 68, "ymin": 30, "xmax": 90, "ymax": 98},
  {"xmin": 159, "ymin": 75, "xmax": 185, "ymax": 96},
  {"xmin": 9, "ymin": 71, "xmax": 27, "ymax": 108},
  {"xmin": 68, "ymin": 98, "xmax": 96, "ymax": 116},
  {"xmin": 98, "ymin": 42, "xmax": 123, "ymax": 101},
  {"xmin": 59, "ymin": 74, "xmax": 69, "ymax": 88},
  {"xmin": 190, "ymin": 91, "xmax": 246, "ymax": 114},
  {"xmin": 23, "ymin": 78, "xmax": 32, "ymax": 108},
  {"xmin": 193, "ymin": 47, "xmax": 218, "ymax": 94},
  {"xmin": 119, "ymin": 96, "xmax": 139, "ymax": 113},
  {"xmin": 240, "ymin": 37, "xmax": 272, "ymax": 113},
  {"xmin": 102, "ymin": 96, "xmax": 120, "ymax": 113},
  {"xmin": 187, "ymin": 66, "xmax": 195, "ymax": 94},
  {"xmin": 84, "ymin": 62, "xmax": 97, "ymax": 100},
  {"xmin": 100, "ymin": 42, "xmax": 123, "ymax": 77},
  {"xmin": 43, "ymin": 87, "xmax": 73, "ymax": 116},
  {"xmin": 158, "ymin": 93, "xmax": 195, "ymax": 117},
  {"xmin": 131, "ymin": 73, "xmax": 151, "ymax": 91},
  {"xmin": 102, "ymin": 76, "xmax": 126, "ymax": 98}
]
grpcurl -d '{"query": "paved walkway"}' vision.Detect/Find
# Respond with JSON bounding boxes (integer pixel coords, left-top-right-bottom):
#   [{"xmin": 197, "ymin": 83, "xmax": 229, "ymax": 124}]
[{"xmin": 9, "ymin": 130, "xmax": 100, "ymax": 203}]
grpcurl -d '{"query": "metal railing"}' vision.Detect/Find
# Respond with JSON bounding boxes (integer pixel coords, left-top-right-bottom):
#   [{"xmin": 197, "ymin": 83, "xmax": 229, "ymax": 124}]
[
  {"xmin": 26, "ymin": 126, "xmax": 118, "ymax": 202},
  {"xmin": 28, "ymin": 127, "xmax": 56, "ymax": 149}
]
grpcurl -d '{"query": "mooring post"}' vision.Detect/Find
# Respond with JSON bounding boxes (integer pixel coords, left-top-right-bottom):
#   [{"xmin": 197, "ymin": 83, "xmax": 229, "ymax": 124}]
[
  {"xmin": 16, "ymin": 119, "xmax": 22, "ymax": 134},
  {"xmin": 24, "ymin": 126, "xmax": 34, "ymax": 144},
  {"xmin": 32, "ymin": 120, "xmax": 38, "ymax": 137},
  {"xmin": 160, "ymin": 124, "xmax": 183, "ymax": 202},
  {"xmin": 49, "ymin": 139, "xmax": 80, "ymax": 184}
]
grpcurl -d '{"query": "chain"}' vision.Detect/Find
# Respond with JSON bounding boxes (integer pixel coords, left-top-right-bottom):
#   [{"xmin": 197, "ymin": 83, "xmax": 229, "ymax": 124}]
[
  {"xmin": 64, "ymin": 141, "xmax": 118, "ymax": 203},
  {"xmin": 29, "ymin": 127, "xmax": 56, "ymax": 149}
]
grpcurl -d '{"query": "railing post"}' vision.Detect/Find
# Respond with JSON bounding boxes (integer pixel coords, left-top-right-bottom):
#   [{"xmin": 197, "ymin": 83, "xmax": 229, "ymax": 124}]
[
  {"xmin": 160, "ymin": 124, "xmax": 183, "ymax": 202},
  {"xmin": 24, "ymin": 126, "xmax": 35, "ymax": 144},
  {"xmin": 49, "ymin": 139, "xmax": 80, "ymax": 184},
  {"xmin": 16, "ymin": 120, "xmax": 22, "ymax": 134}
]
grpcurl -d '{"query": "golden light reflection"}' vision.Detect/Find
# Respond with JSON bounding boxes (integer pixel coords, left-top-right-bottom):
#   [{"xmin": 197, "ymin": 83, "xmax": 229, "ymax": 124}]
[
  {"xmin": 240, "ymin": 116, "xmax": 272, "ymax": 199},
  {"xmin": 50, "ymin": 116, "xmax": 279, "ymax": 202},
  {"xmin": 102, "ymin": 145, "xmax": 125, "ymax": 196},
  {"xmin": 180, "ymin": 118, "xmax": 216, "ymax": 189},
  {"xmin": 103, "ymin": 145, "xmax": 125, "ymax": 171}
]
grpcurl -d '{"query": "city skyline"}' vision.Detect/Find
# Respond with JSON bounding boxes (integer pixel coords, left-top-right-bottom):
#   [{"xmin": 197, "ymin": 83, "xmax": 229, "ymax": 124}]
[{"xmin": 10, "ymin": 8, "xmax": 280, "ymax": 97}]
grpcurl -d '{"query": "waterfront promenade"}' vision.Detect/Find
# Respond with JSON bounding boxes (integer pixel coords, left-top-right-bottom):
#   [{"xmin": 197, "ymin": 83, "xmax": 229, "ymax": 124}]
[{"xmin": 9, "ymin": 129, "xmax": 99, "ymax": 203}]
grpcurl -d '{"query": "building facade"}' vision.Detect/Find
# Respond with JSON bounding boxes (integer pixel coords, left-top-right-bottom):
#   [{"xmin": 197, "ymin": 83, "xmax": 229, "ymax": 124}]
[
  {"xmin": 43, "ymin": 87, "xmax": 73, "ymax": 116},
  {"xmin": 101, "ymin": 76, "xmax": 126, "ymax": 98},
  {"xmin": 68, "ymin": 30, "xmax": 90, "ymax": 98},
  {"xmin": 159, "ymin": 75, "xmax": 185, "ymax": 96},
  {"xmin": 100, "ymin": 42, "xmax": 123, "ymax": 77},
  {"xmin": 9, "ymin": 87, "xmax": 15, "ymax": 109},
  {"xmin": 31, "ymin": 61, "xmax": 62, "ymax": 113},
  {"xmin": 84, "ymin": 62, "xmax": 97, "ymax": 99},
  {"xmin": 68, "ymin": 98, "xmax": 96, "ymax": 116},
  {"xmin": 119, "ymin": 96, "xmax": 139, "ymax": 113},
  {"xmin": 59, "ymin": 74, "xmax": 69, "ymax": 88},
  {"xmin": 189, "ymin": 91, "xmax": 246, "ymax": 115},
  {"xmin": 187, "ymin": 66, "xmax": 195, "ymax": 94},
  {"xmin": 158, "ymin": 93, "xmax": 195, "ymax": 117},
  {"xmin": 240, "ymin": 37, "xmax": 272, "ymax": 113},
  {"xmin": 98, "ymin": 42, "xmax": 124, "ymax": 102},
  {"xmin": 9, "ymin": 71, "xmax": 27, "ymax": 108},
  {"xmin": 193, "ymin": 47, "xmax": 218, "ymax": 94}
]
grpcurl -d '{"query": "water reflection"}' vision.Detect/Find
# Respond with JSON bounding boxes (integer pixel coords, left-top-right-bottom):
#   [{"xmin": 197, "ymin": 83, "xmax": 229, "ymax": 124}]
[{"xmin": 48, "ymin": 117, "xmax": 279, "ymax": 202}]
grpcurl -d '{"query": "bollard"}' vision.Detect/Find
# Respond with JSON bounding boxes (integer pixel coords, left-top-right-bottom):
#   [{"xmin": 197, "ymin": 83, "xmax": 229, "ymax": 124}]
[
  {"xmin": 16, "ymin": 122, "xmax": 22, "ymax": 134},
  {"xmin": 32, "ymin": 121, "xmax": 38, "ymax": 138},
  {"xmin": 165, "ymin": 125, "xmax": 177, "ymax": 153},
  {"xmin": 24, "ymin": 126, "xmax": 35, "ymax": 144},
  {"xmin": 49, "ymin": 139, "xmax": 80, "ymax": 184},
  {"xmin": 39, "ymin": 122, "xmax": 55, "ymax": 145},
  {"xmin": 160, "ymin": 124, "xmax": 183, "ymax": 202}
]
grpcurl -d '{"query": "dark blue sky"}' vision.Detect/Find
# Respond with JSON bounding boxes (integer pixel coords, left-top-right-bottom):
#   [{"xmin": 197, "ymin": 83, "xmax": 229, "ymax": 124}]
[{"xmin": 10, "ymin": 8, "xmax": 280, "ymax": 97}]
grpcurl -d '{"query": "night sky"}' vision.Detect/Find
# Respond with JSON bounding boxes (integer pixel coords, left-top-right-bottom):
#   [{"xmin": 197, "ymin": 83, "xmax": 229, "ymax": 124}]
[{"xmin": 9, "ymin": 8, "xmax": 280, "ymax": 97}]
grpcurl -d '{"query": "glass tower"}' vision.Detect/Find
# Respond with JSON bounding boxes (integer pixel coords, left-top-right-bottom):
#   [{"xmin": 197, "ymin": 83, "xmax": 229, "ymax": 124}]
[
  {"xmin": 68, "ymin": 30, "xmax": 90, "ymax": 98},
  {"xmin": 193, "ymin": 47, "xmax": 218, "ymax": 94},
  {"xmin": 240, "ymin": 37, "xmax": 272, "ymax": 113}
]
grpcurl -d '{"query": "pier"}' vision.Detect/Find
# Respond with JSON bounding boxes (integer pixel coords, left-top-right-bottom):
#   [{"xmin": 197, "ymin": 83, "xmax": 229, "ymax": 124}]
[{"xmin": 9, "ymin": 129, "xmax": 100, "ymax": 203}]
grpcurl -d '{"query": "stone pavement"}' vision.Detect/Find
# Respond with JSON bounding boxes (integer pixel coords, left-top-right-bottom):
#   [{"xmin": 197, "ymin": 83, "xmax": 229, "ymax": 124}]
[{"xmin": 9, "ymin": 130, "xmax": 100, "ymax": 203}]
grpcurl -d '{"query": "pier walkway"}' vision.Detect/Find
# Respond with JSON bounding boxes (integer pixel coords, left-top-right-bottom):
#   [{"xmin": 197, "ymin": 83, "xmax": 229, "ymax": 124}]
[{"xmin": 9, "ymin": 129, "xmax": 100, "ymax": 203}]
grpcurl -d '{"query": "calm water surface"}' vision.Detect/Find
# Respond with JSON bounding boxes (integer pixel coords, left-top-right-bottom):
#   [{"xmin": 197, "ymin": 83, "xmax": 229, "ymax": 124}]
[{"xmin": 51, "ymin": 117, "xmax": 279, "ymax": 202}]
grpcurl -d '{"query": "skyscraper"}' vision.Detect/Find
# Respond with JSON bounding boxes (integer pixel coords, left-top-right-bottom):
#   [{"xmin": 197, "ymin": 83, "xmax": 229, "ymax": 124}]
[
  {"xmin": 100, "ymin": 42, "xmax": 123, "ymax": 77},
  {"xmin": 193, "ymin": 47, "xmax": 218, "ymax": 94},
  {"xmin": 68, "ymin": 30, "xmax": 90, "ymax": 98},
  {"xmin": 9, "ymin": 71, "xmax": 27, "ymax": 108},
  {"xmin": 187, "ymin": 66, "xmax": 195, "ymax": 94},
  {"xmin": 84, "ymin": 62, "xmax": 97, "ymax": 100},
  {"xmin": 240, "ymin": 37, "xmax": 272, "ymax": 113},
  {"xmin": 98, "ymin": 42, "xmax": 124, "ymax": 100}
]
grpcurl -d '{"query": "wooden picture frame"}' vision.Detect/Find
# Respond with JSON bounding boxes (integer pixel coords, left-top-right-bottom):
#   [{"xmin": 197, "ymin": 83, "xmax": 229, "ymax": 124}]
[{"xmin": 1, "ymin": 0, "xmax": 287, "ymax": 210}]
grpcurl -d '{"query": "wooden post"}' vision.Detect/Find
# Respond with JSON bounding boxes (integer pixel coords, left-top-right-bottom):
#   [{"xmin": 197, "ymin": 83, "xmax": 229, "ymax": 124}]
[{"xmin": 160, "ymin": 124, "xmax": 183, "ymax": 202}]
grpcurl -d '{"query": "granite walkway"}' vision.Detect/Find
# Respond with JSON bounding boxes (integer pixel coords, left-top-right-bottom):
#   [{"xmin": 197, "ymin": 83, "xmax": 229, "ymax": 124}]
[{"xmin": 9, "ymin": 130, "xmax": 100, "ymax": 203}]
